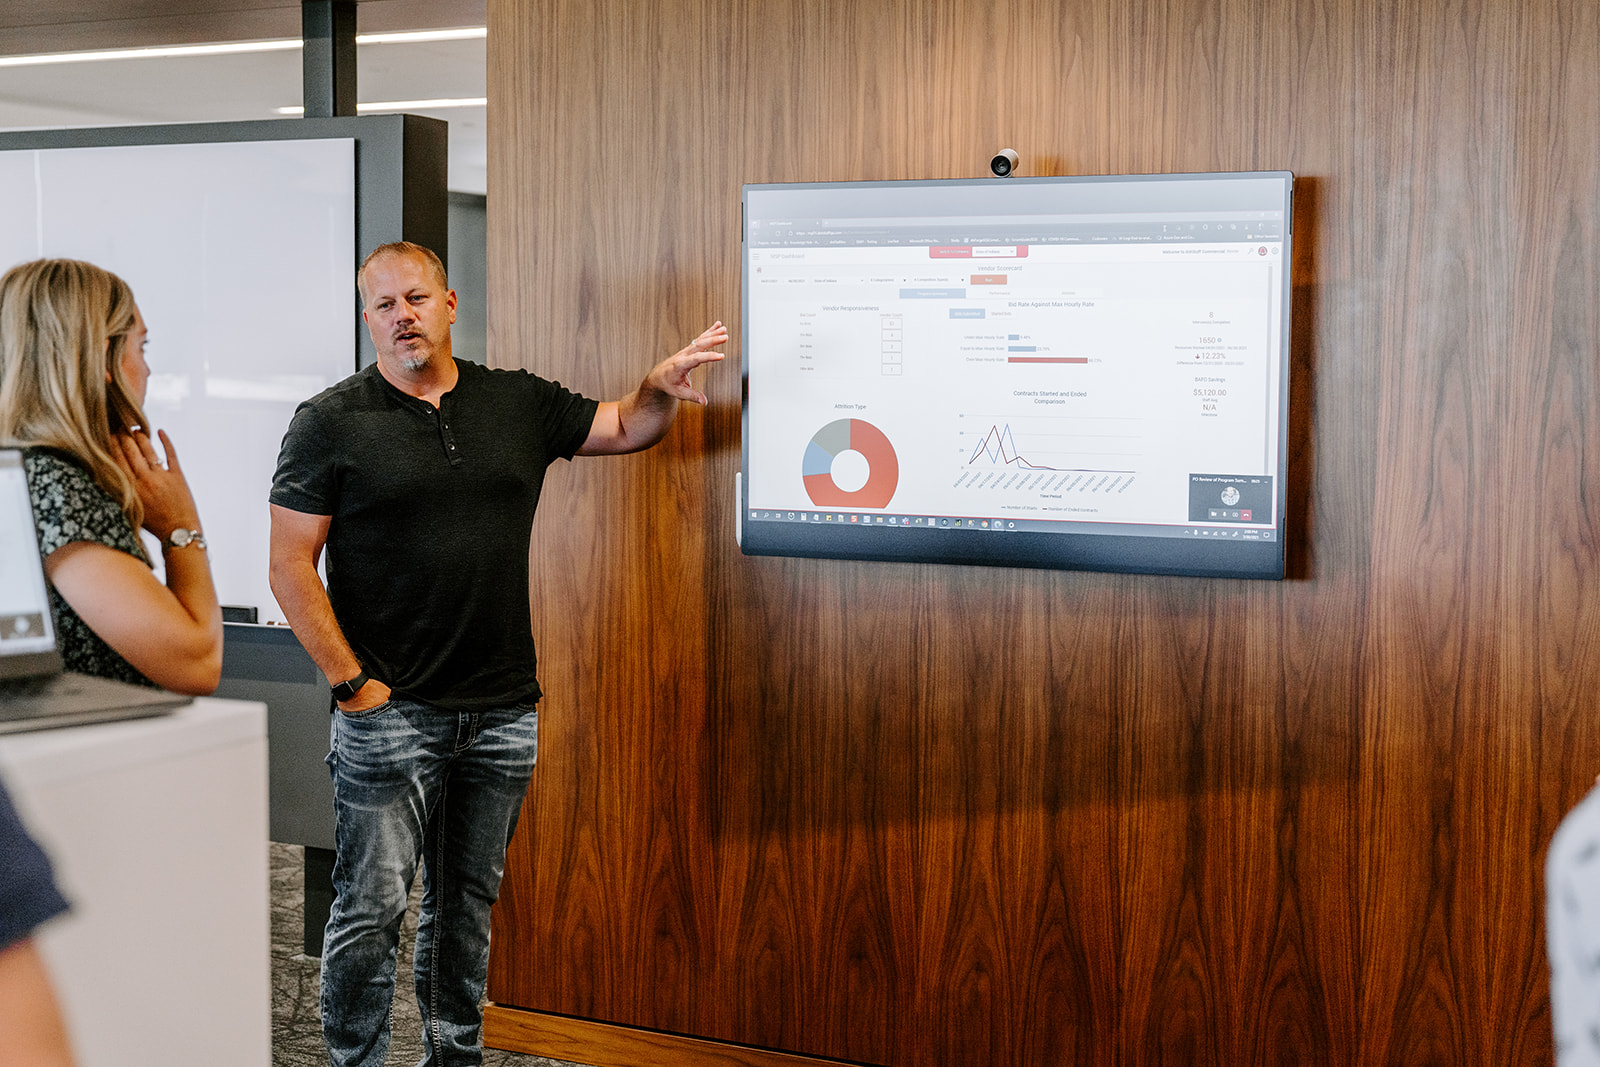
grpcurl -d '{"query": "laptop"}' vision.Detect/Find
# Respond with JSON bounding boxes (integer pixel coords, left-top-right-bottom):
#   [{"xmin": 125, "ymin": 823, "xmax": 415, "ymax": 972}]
[{"xmin": 0, "ymin": 447, "xmax": 191, "ymax": 734}]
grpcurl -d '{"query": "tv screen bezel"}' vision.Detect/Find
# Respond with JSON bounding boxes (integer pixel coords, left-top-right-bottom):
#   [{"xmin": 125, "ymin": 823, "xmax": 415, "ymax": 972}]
[{"xmin": 738, "ymin": 170, "xmax": 1295, "ymax": 580}]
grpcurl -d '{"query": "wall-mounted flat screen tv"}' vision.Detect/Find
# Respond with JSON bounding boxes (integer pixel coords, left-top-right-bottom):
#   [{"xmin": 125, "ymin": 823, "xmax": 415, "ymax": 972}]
[{"xmin": 739, "ymin": 170, "xmax": 1294, "ymax": 579}]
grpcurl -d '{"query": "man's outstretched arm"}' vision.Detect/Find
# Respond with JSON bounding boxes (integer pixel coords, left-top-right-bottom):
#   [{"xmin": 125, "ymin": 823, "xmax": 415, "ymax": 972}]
[{"xmin": 577, "ymin": 321, "xmax": 727, "ymax": 456}]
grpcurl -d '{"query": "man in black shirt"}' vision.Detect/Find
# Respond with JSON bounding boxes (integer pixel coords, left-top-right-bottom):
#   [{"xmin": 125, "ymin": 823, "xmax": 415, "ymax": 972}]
[{"xmin": 268, "ymin": 241, "xmax": 723, "ymax": 1066}]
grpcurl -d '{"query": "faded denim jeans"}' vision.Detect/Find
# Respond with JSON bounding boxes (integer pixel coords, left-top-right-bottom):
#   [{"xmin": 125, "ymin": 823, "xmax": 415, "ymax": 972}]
[{"xmin": 320, "ymin": 697, "xmax": 538, "ymax": 1066}]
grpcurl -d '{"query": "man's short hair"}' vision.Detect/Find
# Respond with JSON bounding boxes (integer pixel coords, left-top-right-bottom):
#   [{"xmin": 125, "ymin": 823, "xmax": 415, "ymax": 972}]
[{"xmin": 357, "ymin": 242, "xmax": 448, "ymax": 305}]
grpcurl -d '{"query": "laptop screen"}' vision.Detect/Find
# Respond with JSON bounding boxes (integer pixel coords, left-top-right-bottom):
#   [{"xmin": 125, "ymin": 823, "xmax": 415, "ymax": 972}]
[{"xmin": 0, "ymin": 448, "xmax": 63, "ymax": 678}]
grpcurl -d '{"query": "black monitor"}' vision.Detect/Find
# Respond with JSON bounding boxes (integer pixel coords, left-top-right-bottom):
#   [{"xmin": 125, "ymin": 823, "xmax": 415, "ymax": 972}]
[{"xmin": 739, "ymin": 170, "xmax": 1294, "ymax": 579}]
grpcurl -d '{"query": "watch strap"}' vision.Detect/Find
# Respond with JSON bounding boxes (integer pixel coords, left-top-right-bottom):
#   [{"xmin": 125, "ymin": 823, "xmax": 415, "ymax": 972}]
[{"xmin": 331, "ymin": 670, "xmax": 369, "ymax": 702}]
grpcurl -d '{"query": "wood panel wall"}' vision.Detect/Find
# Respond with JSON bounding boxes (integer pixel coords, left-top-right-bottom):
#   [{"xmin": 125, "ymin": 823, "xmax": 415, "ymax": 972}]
[{"xmin": 483, "ymin": 1, "xmax": 1600, "ymax": 1064}]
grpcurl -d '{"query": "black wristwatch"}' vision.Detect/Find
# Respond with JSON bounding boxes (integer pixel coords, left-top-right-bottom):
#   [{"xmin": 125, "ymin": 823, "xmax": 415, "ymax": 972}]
[{"xmin": 331, "ymin": 670, "xmax": 370, "ymax": 702}]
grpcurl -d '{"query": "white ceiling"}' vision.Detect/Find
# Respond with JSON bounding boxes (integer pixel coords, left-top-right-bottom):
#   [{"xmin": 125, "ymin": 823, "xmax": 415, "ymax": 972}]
[{"xmin": 0, "ymin": 2, "xmax": 487, "ymax": 193}]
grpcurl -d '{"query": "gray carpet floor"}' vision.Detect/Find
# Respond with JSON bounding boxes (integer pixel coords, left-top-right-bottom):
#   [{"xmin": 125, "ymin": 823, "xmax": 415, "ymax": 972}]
[{"xmin": 270, "ymin": 842, "xmax": 594, "ymax": 1067}]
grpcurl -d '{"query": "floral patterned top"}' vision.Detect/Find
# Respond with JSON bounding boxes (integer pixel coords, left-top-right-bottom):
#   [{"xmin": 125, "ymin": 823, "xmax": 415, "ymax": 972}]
[{"xmin": 23, "ymin": 447, "xmax": 157, "ymax": 688}]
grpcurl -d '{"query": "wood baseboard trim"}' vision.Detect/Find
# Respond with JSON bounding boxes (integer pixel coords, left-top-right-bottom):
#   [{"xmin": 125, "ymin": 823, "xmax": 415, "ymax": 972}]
[{"xmin": 483, "ymin": 1005, "xmax": 874, "ymax": 1067}]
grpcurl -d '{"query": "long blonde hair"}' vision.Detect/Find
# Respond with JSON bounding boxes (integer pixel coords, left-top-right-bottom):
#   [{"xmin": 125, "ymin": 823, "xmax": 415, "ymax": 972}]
[{"xmin": 0, "ymin": 259, "xmax": 148, "ymax": 529}]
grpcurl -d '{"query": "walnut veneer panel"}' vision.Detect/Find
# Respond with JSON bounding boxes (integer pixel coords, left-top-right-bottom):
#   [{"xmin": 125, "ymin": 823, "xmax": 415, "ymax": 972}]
[
  {"xmin": 485, "ymin": 1, "xmax": 1600, "ymax": 1064},
  {"xmin": 484, "ymin": 1006, "xmax": 851, "ymax": 1067}
]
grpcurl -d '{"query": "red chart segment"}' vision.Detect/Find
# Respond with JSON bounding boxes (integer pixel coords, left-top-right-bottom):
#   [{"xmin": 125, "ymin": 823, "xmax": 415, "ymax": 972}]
[{"xmin": 801, "ymin": 418, "xmax": 899, "ymax": 508}]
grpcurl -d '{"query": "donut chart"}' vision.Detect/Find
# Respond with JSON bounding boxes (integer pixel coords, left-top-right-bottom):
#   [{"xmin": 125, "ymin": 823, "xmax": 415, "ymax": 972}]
[{"xmin": 802, "ymin": 418, "xmax": 899, "ymax": 508}]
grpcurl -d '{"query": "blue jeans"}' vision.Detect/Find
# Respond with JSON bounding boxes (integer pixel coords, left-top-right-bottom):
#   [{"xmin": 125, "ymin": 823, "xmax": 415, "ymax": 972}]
[{"xmin": 321, "ymin": 697, "xmax": 538, "ymax": 1067}]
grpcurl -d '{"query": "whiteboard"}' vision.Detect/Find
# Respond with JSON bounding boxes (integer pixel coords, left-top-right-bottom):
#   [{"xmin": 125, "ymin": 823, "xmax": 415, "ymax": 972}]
[{"xmin": 0, "ymin": 138, "xmax": 356, "ymax": 624}]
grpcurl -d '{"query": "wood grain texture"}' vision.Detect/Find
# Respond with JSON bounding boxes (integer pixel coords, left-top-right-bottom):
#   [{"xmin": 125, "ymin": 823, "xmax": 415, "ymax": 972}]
[
  {"xmin": 484, "ymin": 0, "xmax": 1600, "ymax": 1064},
  {"xmin": 484, "ymin": 1006, "xmax": 854, "ymax": 1067}
]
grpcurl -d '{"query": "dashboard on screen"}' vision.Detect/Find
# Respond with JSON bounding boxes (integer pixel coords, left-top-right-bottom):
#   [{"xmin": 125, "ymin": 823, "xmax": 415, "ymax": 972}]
[{"xmin": 738, "ymin": 171, "xmax": 1294, "ymax": 579}]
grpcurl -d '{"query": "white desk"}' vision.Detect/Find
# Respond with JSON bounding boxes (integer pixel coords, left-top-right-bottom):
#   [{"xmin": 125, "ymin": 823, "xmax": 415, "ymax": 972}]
[{"xmin": 0, "ymin": 697, "xmax": 269, "ymax": 1067}]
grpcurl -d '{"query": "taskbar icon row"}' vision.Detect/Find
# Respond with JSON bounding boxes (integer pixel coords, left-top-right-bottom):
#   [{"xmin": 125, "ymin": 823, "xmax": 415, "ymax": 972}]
[
  {"xmin": 749, "ymin": 510, "xmax": 1018, "ymax": 531},
  {"xmin": 1185, "ymin": 527, "xmax": 1275, "ymax": 540}
]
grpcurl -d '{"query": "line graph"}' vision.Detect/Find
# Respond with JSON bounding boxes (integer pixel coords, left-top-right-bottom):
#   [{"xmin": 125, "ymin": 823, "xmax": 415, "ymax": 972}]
[
  {"xmin": 962, "ymin": 420, "xmax": 1139, "ymax": 474},
  {"xmin": 966, "ymin": 423, "xmax": 1063, "ymax": 470}
]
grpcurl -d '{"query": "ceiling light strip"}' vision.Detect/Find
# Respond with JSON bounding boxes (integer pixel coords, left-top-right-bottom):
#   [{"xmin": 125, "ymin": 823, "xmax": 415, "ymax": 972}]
[
  {"xmin": 276, "ymin": 98, "xmax": 487, "ymax": 115},
  {"xmin": 355, "ymin": 29, "xmax": 487, "ymax": 45},
  {"xmin": 0, "ymin": 27, "xmax": 486, "ymax": 69},
  {"xmin": 0, "ymin": 39, "xmax": 303, "ymax": 68}
]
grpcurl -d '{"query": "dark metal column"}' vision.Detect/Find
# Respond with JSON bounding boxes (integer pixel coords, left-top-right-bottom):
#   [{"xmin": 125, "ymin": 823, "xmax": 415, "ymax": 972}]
[{"xmin": 302, "ymin": 1, "xmax": 357, "ymax": 118}]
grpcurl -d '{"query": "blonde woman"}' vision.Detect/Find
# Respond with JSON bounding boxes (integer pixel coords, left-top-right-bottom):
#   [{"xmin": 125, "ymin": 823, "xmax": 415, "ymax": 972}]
[{"xmin": 0, "ymin": 259, "xmax": 220, "ymax": 694}]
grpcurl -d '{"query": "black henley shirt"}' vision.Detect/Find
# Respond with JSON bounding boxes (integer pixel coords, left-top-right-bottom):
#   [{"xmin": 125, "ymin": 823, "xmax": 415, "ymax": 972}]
[{"xmin": 270, "ymin": 359, "xmax": 599, "ymax": 711}]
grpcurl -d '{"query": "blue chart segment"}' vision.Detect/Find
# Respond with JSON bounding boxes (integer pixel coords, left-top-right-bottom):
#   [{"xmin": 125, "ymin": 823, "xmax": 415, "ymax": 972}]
[{"xmin": 802, "ymin": 418, "xmax": 899, "ymax": 508}]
